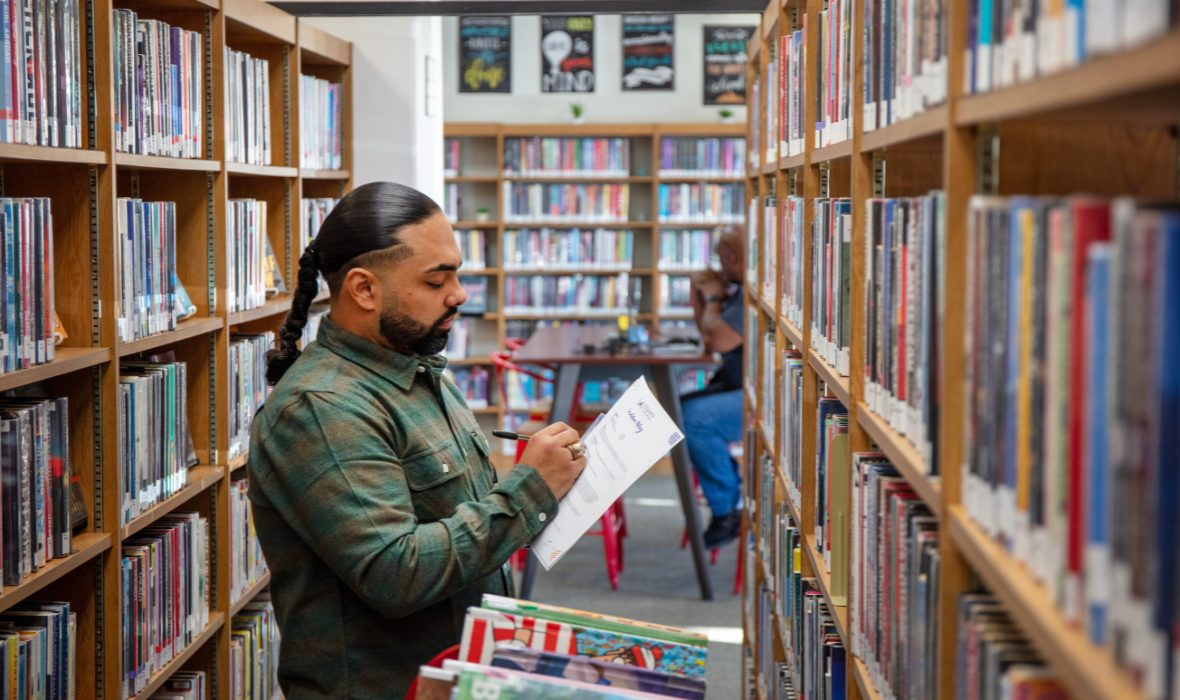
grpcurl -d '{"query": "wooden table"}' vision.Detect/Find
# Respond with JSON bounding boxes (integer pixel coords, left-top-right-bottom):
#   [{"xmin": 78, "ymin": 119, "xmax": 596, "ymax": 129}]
[{"xmin": 513, "ymin": 325, "xmax": 717, "ymax": 601}]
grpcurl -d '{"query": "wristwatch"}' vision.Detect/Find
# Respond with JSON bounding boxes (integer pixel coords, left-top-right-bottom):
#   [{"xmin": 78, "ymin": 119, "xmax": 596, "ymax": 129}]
[{"xmin": 705, "ymin": 294, "xmax": 726, "ymax": 304}]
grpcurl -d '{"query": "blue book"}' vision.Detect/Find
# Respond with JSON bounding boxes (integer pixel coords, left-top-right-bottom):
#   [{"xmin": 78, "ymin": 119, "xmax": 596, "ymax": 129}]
[
  {"xmin": 1084, "ymin": 242, "xmax": 1112, "ymax": 646},
  {"xmin": 830, "ymin": 645, "xmax": 847, "ymax": 700},
  {"xmin": 881, "ymin": 199, "xmax": 894, "ymax": 406},
  {"xmin": 1153, "ymin": 209, "xmax": 1180, "ymax": 645}
]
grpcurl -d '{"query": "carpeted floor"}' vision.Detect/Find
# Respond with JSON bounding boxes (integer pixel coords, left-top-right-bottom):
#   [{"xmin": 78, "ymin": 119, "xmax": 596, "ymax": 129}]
[{"xmin": 516, "ymin": 473, "xmax": 744, "ymax": 700}]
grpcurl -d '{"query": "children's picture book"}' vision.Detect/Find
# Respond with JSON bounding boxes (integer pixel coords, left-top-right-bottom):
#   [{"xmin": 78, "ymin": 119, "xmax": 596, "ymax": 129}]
[
  {"xmin": 490, "ymin": 647, "xmax": 706, "ymax": 700},
  {"xmin": 481, "ymin": 595, "xmax": 708, "ymax": 649}
]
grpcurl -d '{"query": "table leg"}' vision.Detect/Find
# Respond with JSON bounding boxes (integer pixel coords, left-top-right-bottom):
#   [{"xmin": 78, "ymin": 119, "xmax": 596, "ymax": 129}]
[
  {"xmin": 651, "ymin": 364, "xmax": 714, "ymax": 601},
  {"xmin": 519, "ymin": 363, "xmax": 583, "ymax": 601}
]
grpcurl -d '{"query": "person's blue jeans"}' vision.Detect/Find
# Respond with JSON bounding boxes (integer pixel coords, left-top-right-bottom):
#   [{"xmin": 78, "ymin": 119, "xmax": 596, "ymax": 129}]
[{"xmin": 681, "ymin": 388, "xmax": 744, "ymax": 517}]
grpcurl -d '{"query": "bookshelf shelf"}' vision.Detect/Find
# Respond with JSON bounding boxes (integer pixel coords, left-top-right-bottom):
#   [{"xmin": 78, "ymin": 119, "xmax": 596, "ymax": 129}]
[
  {"xmin": 860, "ymin": 106, "xmax": 947, "ymax": 152},
  {"xmin": 230, "ymin": 572, "xmax": 272, "ymax": 616},
  {"xmin": 0, "ymin": 534, "xmax": 111, "ymax": 609},
  {"xmin": 445, "ymin": 176, "xmax": 497, "ymax": 183},
  {"xmin": 503, "ymin": 176, "xmax": 651, "ymax": 183},
  {"xmin": 657, "ymin": 176, "xmax": 745, "ymax": 183},
  {"xmin": 470, "ymin": 407, "xmax": 500, "ymax": 415},
  {"xmin": 117, "ymin": 317, "xmax": 225, "ymax": 357},
  {"xmin": 810, "ymin": 140, "xmax": 853, "ymax": 163},
  {"xmin": 298, "ymin": 19, "xmax": 350, "ymax": 65},
  {"xmin": 453, "ymin": 221, "xmax": 498, "ymax": 228},
  {"xmin": 224, "ymin": 0, "xmax": 296, "ymax": 43},
  {"xmin": 0, "ymin": 144, "xmax": 107, "ymax": 165},
  {"xmin": 131, "ymin": 613, "xmax": 226, "ymax": 700},
  {"xmin": 760, "ymin": 161, "xmax": 776, "ymax": 175},
  {"xmin": 447, "ymin": 357, "xmax": 494, "ymax": 366},
  {"xmin": 854, "ymin": 404, "xmax": 940, "ymax": 512},
  {"xmin": 114, "ymin": 153, "xmax": 222, "ymax": 171},
  {"xmin": 777, "ymin": 153, "xmax": 806, "ymax": 170},
  {"xmin": 228, "ymin": 296, "xmax": 294, "ymax": 325},
  {"xmin": 0, "ymin": 347, "xmax": 112, "ymax": 392},
  {"xmin": 802, "ymin": 534, "xmax": 848, "ymax": 647},
  {"xmin": 947, "ymin": 506, "xmax": 1146, "ymax": 700},
  {"xmin": 807, "ymin": 350, "xmax": 850, "ymax": 407},
  {"xmin": 776, "ymin": 316, "xmax": 804, "ymax": 349},
  {"xmin": 120, "ymin": 467, "xmax": 226, "ymax": 541},
  {"xmin": 300, "ymin": 169, "xmax": 351, "ymax": 180},
  {"xmin": 227, "ymin": 452, "xmax": 250, "ymax": 470},
  {"xmin": 226, "ymin": 163, "xmax": 299, "ymax": 178},
  {"xmin": 852, "ymin": 657, "xmax": 883, "ymax": 700},
  {"xmin": 955, "ymin": 29, "xmax": 1180, "ymax": 125},
  {"xmin": 506, "ymin": 222, "xmax": 652, "ymax": 228},
  {"xmin": 503, "ymin": 268, "xmax": 650, "ymax": 275},
  {"xmin": 757, "ymin": 295, "xmax": 776, "ymax": 319}
]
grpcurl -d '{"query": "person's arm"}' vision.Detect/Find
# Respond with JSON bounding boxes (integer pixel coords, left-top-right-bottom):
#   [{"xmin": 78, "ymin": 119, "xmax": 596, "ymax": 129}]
[
  {"xmin": 690, "ymin": 271, "xmax": 742, "ymax": 355},
  {"xmin": 252, "ymin": 392, "xmax": 559, "ymax": 619}
]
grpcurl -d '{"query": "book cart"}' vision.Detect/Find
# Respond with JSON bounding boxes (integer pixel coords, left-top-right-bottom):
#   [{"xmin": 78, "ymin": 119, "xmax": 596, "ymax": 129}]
[
  {"xmin": 0, "ymin": 0, "xmax": 352, "ymax": 695},
  {"xmin": 741, "ymin": 0, "xmax": 1179, "ymax": 695},
  {"xmin": 443, "ymin": 121, "xmax": 744, "ymax": 460}
]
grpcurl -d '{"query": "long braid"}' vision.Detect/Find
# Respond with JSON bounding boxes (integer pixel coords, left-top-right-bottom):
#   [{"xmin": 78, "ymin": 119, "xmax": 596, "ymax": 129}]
[{"xmin": 265, "ymin": 246, "xmax": 322, "ymax": 385}]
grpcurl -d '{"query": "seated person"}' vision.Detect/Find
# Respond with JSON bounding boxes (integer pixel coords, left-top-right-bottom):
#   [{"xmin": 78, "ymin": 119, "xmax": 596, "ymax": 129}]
[{"xmin": 681, "ymin": 224, "xmax": 746, "ymax": 549}]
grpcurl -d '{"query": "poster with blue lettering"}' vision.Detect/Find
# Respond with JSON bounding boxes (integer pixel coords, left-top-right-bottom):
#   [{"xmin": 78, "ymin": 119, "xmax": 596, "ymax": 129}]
[
  {"xmin": 459, "ymin": 16, "xmax": 511, "ymax": 93},
  {"xmin": 621, "ymin": 15, "xmax": 674, "ymax": 91},
  {"xmin": 703, "ymin": 25, "xmax": 756, "ymax": 105},
  {"xmin": 541, "ymin": 16, "xmax": 595, "ymax": 93}
]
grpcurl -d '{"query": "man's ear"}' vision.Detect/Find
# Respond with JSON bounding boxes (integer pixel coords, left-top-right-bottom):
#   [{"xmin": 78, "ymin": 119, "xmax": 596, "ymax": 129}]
[{"xmin": 343, "ymin": 267, "xmax": 380, "ymax": 311}]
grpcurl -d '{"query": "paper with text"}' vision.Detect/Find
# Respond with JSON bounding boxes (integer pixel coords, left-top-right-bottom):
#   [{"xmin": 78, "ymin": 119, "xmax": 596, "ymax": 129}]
[{"xmin": 532, "ymin": 377, "xmax": 685, "ymax": 570}]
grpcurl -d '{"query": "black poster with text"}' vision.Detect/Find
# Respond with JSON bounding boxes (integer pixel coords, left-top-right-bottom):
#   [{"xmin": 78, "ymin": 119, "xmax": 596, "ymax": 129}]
[
  {"xmin": 459, "ymin": 16, "xmax": 511, "ymax": 93},
  {"xmin": 622, "ymin": 15, "xmax": 674, "ymax": 91},
  {"xmin": 703, "ymin": 25, "xmax": 755, "ymax": 105},
  {"xmin": 540, "ymin": 16, "xmax": 595, "ymax": 93}
]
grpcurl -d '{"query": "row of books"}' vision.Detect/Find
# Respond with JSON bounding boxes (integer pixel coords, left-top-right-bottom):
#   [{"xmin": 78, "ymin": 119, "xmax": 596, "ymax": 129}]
[
  {"xmin": 863, "ymin": 0, "xmax": 948, "ymax": 132},
  {"xmin": 965, "ymin": 0, "xmax": 1170, "ymax": 95},
  {"xmin": 677, "ymin": 367, "xmax": 714, "ymax": 395},
  {"xmin": 120, "ymin": 512, "xmax": 210, "ymax": 700},
  {"xmin": 455, "ymin": 229, "xmax": 487, "ymax": 270},
  {"xmin": 745, "ymin": 305, "xmax": 760, "ymax": 402},
  {"xmin": 0, "ymin": 396, "xmax": 71, "ymax": 585},
  {"xmin": 301, "ymin": 197, "xmax": 338, "ymax": 251},
  {"xmin": 954, "ymin": 593, "xmax": 1067, "ymax": 700},
  {"xmin": 0, "ymin": 198, "xmax": 57, "ymax": 371},
  {"xmin": 781, "ymin": 196, "xmax": 804, "ymax": 330},
  {"xmin": 761, "ymin": 333, "xmax": 777, "ymax": 433},
  {"xmin": 229, "ymin": 478, "xmax": 268, "ymax": 605},
  {"xmin": 658, "ymin": 274, "xmax": 692, "ymax": 315},
  {"xmin": 146, "ymin": 672, "xmax": 207, "ymax": 700},
  {"xmin": 443, "ymin": 319, "xmax": 474, "ymax": 360},
  {"xmin": 113, "ymin": 12, "xmax": 204, "ymax": 159},
  {"xmin": 503, "ymin": 183, "xmax": 631, "ymax": 224},
  {"xmin": 781, "ymin": 350, "xmax": 804, "ymax": 508},
  {"xmin": 299, "ymin": 74, "xmax": 343, "ymax": 171},
  {"xmin": 117, "ymin": 198, "xmax": 178, "ymax": 343},
  {"xmin": 812, "ymin": 198, "xmax": 852, "ymax": 376},
  {"xmin": 444, "ymin": 183, "xmax": 459, "ymax": 223},
  {"xmin": 230, "ymin": 598, "xmax": 281, "ymax": 700},
  {"xmin": 579, "ymin": 377, "xmax": 634, "ymax": 406},
  {"xmin": 776, "ymin": 24, "xmax": 806, "ymax": 159},
  {"xmin": 0, "ymin": 0, "xmax": 83, "ymax": 148},
  {"xmin": 228, "ymin": 333, "xmax": 271, "ymax": 463},
  {"xmin": 225, "ymin": 48, "xmax": 271, "ymax": 166},
  {"xmin": 503, "ymin": 274, "xmax": 631, "ymax": 317},
  {"xmin": 657, "ymin": 183, "xmax": 744, "ymax": 224},
  {"xmin": 761, "ymin": 195, "xmax": 778, "ymax": 303},
  {"xmin": 962, "ymin": 196, "xmax": 1180, "ymax": 699},
  {"xmin": 749, "ymin": 76, "xmax": 762, "ymax": 170},
  {"xmin": 864, "ymin": 192, "xmax": 946, "ymax": 474},
  {"xmin": 226, "ymin": 198, "xmax": 268, "ymax": 314},
  {"xmin": 119, "ymin": 361, "xmax": 194, "ymax": 528},
  {"xmin": 815, "ymin": 0, "xmax": 854, "ymax": 148},
  {"xmin": 764, "ymin": 53, "xmax": 779, "ymax": 164},
  {"xmin": 0, "ymin": 601, "xmax": 78, "ymax": 700},
  {"xmin": 658, "ymin": 229, "xmax": 721, "ymax": 271},
  {"xmin": 502, "ymin": 137, "xmax": 631, "ymax": 178},
  {"xmin": 503, "ymin": 228, "xmax": 634, "ymax": 271},
  {"xmin": 444, "ymin": 137, "xmax": 460, "ymax": 178},
  {"xmin": 658, "ymin": 137, "xmax": 746, "ymax": 178},
  {"xmin": 446, "ymin": 366, "xmax": 490, "ymax": 410}
]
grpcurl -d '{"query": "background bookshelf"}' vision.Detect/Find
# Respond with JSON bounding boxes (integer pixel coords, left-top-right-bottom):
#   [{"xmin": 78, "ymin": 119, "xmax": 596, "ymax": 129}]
[
  {"xmin": 741, "ymin": 0, "xmax": 1178, "ymax": 698},
  {"xmin": 0, "ymin": 0, "xmax": 352, "ymax": 697}
]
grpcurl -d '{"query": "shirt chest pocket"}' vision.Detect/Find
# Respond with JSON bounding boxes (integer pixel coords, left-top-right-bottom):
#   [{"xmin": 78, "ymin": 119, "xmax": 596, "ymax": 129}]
[{"xmin": 402, "ymin": 443, "xmax": 473, "ymax": 522}]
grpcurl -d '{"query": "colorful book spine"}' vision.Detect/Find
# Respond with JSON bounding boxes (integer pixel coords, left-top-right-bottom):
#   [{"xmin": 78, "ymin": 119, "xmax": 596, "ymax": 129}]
[
  {"xmin": 657, "ymin": 229, "xmax": 720, "ymax": 271},
  {"xmin": 504, "ymin": 183, "xmax": 630, "ymax": 224},
  {"xmin": 503, "ymin": 273, "xmax": 630, "ymax": 317},
  {"xmin": 226, "ymin": 198, "xmax": 267, "ymax": 314},
  {"xmin": 502, "ymin": 228, "xmax": 633, "ymax": 270},
  {"xmin": 300, "ymin": 73, "xmax": 343, "ymax": 170},
  {"xmin": 657, "ymin": 183, "xmax": 744, "ymax": 224},
  {"xmin": 657, "ymin": 137, "xmax": 745, "ymax": 177},
  {"xmin": 228, "ymin": 332, "xmax": 272, "ymax": 461},
  {"xmin": 229, "ymin": 478, "xmax": 268, "ymax": 605},
  {"xmin": 224, "ymin": 47, "xmax": 271, "ymax": 165},
  {"xmin": 502, "ymin": 138, "xmax": 630, "ymax": 178}
]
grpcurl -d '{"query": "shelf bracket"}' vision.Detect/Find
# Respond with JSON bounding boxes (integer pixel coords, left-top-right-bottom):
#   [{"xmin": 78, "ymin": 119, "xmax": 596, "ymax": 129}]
[
  {"xmin": 976, "ymin": 125, "xmax": 1000, "ymax": 195},
  {"xmin": 204, "ymin": 11, "xmax": 215, "ymax": 161},
  {"xmin": 283, "ymin": 45, "xmax": 292, "ymax": 168},
  {"xmin": 788, "ymin": 168, "xmax": 798, "ymax": 197},
  {"xmin": 130, "ymin": 172, "xmax": 140, "ymax": 200},
  {"xmin": 818, "ymin": 162, "xmax": 830, "ymax": 198},
  {"xmin": 85, "ymin": 0, "xmax": 96, "ymax": 150},
  {"xmin": 89, "ymin": 161, "xmax": 106, "ymax": 700},
  {"xmin": 872, "ymin": 151, "xmax": 886, "ymax": 198}
]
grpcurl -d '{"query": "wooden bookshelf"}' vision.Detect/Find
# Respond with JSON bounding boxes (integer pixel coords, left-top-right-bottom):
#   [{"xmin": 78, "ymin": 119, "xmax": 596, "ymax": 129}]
[
  {"xmin": 742, "ymin": 0, "xmax": 1177, "ymax": 698},
  {"xmin": 0, "ymin": 0, "xmax": 354, "ymax": 698}
]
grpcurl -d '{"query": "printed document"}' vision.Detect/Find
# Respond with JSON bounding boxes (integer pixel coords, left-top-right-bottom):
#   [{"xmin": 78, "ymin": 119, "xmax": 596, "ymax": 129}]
[{"xmin": 532, "ymin": 377, "xmax": 685, "ymax": 569}]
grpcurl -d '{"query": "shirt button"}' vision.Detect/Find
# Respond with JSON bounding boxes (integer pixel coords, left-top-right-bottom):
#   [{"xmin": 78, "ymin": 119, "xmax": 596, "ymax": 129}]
[
  {"xmin": 442, "ymin": 463, "xmax": 450, "ymax": 473},
  {"xmin": 416, "ymin": 366, "xmax": 426, "ymax": 373},
  {"xmin": 538, "ymin": 513, "xmax": 547, "ymax": 522}
]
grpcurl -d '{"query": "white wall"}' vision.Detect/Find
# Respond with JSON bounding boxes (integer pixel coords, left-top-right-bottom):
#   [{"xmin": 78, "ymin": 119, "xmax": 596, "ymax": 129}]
[
  {"xmin": 303, "ymin": 16, "xmax": 445, "ymax": 206},
  {"xmin": 443, "ymin": 14, "xmax": 759, "ymax": 124}
]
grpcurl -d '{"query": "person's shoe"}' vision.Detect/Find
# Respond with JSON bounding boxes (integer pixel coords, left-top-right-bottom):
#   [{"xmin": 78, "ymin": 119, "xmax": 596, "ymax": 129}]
[{"xmin": 702, "ymin": 511, "xmax": 742, "ymax": 549}]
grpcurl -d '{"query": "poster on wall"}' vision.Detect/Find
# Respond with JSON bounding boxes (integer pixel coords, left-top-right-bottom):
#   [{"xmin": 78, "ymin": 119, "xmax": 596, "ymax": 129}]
[
  {"xmin": 459, "ymin": 16, "xmax": 512, "ymax": 93},
  {"xmin": 540, "ymin": 16, "xmax": 595, "ymax": 93},
  {"xmin": 703, "ymin": 26, "xmax": 755, "ymax": 105},
  {"xmin": 621, "ymin": 15, "xmax": 674, "ymax": 91}
]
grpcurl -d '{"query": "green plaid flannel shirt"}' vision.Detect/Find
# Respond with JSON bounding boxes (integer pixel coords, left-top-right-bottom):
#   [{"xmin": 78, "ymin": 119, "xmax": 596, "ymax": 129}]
[{"xmin": 246, "ymin": 315, "xmax": 557, "ymax": 700}]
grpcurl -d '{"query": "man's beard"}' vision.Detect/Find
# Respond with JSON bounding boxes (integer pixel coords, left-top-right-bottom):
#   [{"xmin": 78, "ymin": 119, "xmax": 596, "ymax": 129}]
[{"xmin": 379, "ymin": 306, "xmax": 458, "ymax": 357}]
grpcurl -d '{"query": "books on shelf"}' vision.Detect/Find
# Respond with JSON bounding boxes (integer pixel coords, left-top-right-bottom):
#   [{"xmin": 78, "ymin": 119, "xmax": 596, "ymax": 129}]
[
  {"xmin": 503, "ymin": 228, "xmax": 633, "ymax": 271},
  {"xmin": 863, "ymin": 0, "xmax": 947, "ymax": 131},
  {"xmin": 117, "ymin": 198, "xmax": 178, "ymax": 343},
  {"xmin": 301, "ymin": 197, "xmax": 339, "ymax": 251},
  {"xmin": 745, "ymin": 305, "xmax": 759, "ymax": 402},
  {"xmin": 228, "ymin": 333, "xmax": 272, "ymax": 463},
  {"xmin": 443, "ymin": 318, "xmax": 472, "ymax": 360},
  {"xmin": 113, "ymin": 12, "xmax": 203, "ymax": 158},
  {"xmin": 864, "ymin": 191, "xmax": 946, "ymax": 472},
  {"xmin": 954, "ymin": 593, "xmax": 1067, "ymax": 700},
  {"xmin": 851, "ymin": 452, "xmax": 939, "ymax": 700},
  {"xmin": 779, "ymin": 19, "xmax": 807, "ymax": 158},
  {"xmin": 762, "ymin": 192, "xmax": 778, "ymax": 302},
  {"xmin": 747, "ymin": 196, "xmax": 760, "ymax": 290},
  {"xmin": 658, "ymin": 137, "xmax": 745, "ymax": 178},
  {"xmin": 781, "ymin": 350, "xmax": 804, "ymax": 508},
  {"xmin": 781, "ymin": 195, "xmax": 805, "ymax": 329},
  {"xmin": 658, "ymin": 183, "xmax": 744, "ymax": 224},
  {"xmin": 120, "ymin": 511, "xmax": 210, "ymax": 700},
  {"xmin": 814, "ymin": 396, "xmax": 849, "ymax": 591},
  {"xmin": 658, "ymin": 229, "xmax": 720, "ymax": 271},
  {"xmin": 502, "ymin": 137, "xmax": 630, "ymax": 178},
  {"xmin": 227, "ymin": 198, "xmax": 267, "ymax": 314},
  {"xmin": 445, "ymin": 366, "xmax": 490, "ymax": 410},
  {"xmin": 962, "ymin": 196, "xmax": 1180, "ymax": 698},
  {"xmin": 0, "ymin": 395, "xmax": 71, "ymax": 582},
  {"xmin": 749, "ymin": 76, "xmax": 761, "ymax": 170},
  {"xmin": 503, "ymin": 183, "xmax": 630, "ymax": 224},
  {"xmin": 119, "ymin": 362, "xmax": 190, "ymax": 527},
  {"xmin": 0, "ymin": 198, "xmax": 57, "ymax": 369},
  {"xmin": 459, "ymin": 276, "xmax": 488, "ymax": 314},
  {"xmin": 229, "ymin": 478, "xmax": 267, "ymax": 605},
  {"xmin": 815, "ymin": 0, "xmax": 854, "ymax": 147},
  {"xmin": 299, "ymin": 74, "xmax": 343, "ymax": 170},
  {"xmin": 658, "ymin": 274, "xmax": 692, "ymax": 315},
  {"xmin": 504, "ymin": 274, "xmax": 629, "ymax": 316},
  {"xmin": 677, "ymin": 367, "xmax": 714, "ymax": 394},
  {"xmin": 231, "ymin": 597, "xmax": 281, "ymax": 700},
  {"xmin": 811, "ymin": 198, "xmax": 852, "ymax": 376},
  {"xmin": 225, "ymin": 48, "xmax": 271, "ymax": 166},
  {"xmin": 455, "ymin": 229, "xmax": 487, "ymax": 270},
  {"xmin": 148, "ymin": 671, "xmax": 207, "ymax": 700},
  {"xmin": 765, "ymin": 47, "xmax": 779, "ymax": 164},
  {"xmin": 0, "ymin": 601, "xmax": 78, "ymax": 700},
  {"xmin": 0, "ymin": 0, "xmax": 82, "ymax": 147},
  {"xmin": 444, "ymin": 137, "xmax": 460, "ymax": 178},
  {"xmin": 761, "ymin": 331, "xmax": 776, "ymax": 430},
  {"xmin": 445, "ymin": 183, "xmax": 459, "ymax": 223}
]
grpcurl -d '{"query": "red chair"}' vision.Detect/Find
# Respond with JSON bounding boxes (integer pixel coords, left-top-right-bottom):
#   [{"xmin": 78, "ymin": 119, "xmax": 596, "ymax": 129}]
[{"xmin": 403, "ymin": 643, "xmax": 461, "ymax": 700}]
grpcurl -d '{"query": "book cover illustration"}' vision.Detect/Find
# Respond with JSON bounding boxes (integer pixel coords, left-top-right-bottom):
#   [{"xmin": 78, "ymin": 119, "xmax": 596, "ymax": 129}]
[
  {"xmin": 481, "ymin": 595, "xmax": 707, "ymax": 648},
  {"xmin": 452, "ymin": 665, "xmax": 667, "ymax": 700},
  {"xmin": 460, "ymin": 608, "xmax": 707, "ymax": 678},
  {"xmin": 490, "ymin": 647, "xmax": 706, "ymax": 700}
]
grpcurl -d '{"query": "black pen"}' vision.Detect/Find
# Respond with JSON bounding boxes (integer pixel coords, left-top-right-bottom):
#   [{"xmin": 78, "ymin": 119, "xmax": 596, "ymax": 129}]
[{"xmin": 492, "ymin": 430, "xmax": 531, "ymax": 442}]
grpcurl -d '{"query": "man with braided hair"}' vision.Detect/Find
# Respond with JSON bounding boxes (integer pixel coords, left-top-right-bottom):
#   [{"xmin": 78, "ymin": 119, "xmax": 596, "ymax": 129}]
[{"xmin": 248, "ymin": 182, "xmax": 587, "ymax": 700}]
